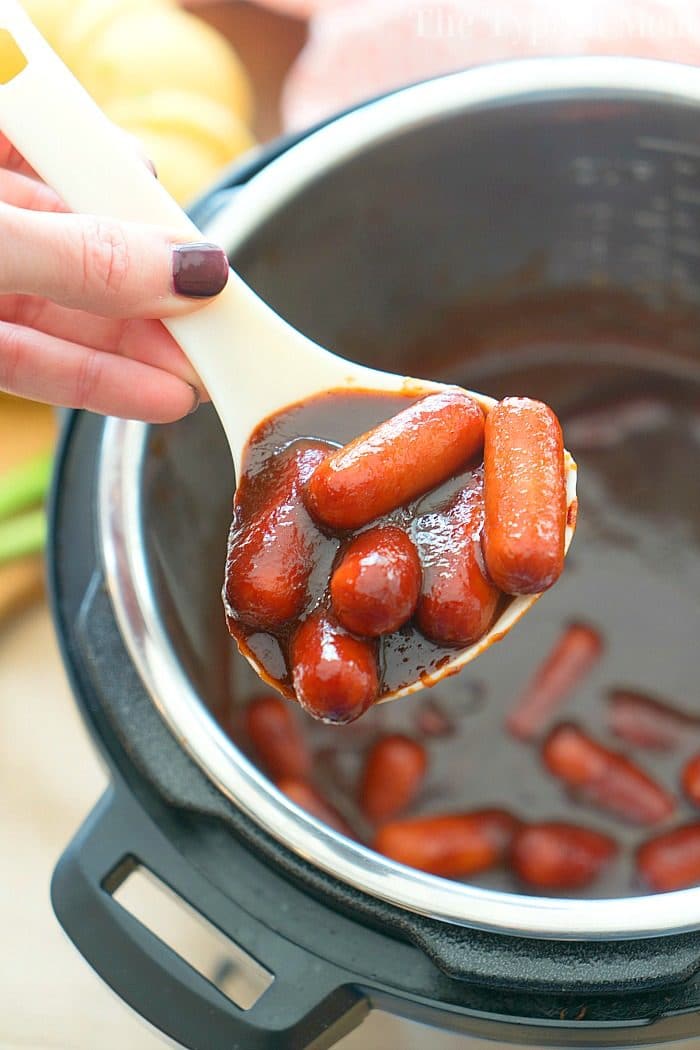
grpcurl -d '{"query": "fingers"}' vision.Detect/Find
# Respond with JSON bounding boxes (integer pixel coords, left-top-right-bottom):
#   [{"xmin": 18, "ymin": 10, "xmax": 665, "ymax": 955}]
[
  {"xmin": 0, "ymin": 133, "xmax": 213, "ymax": 420},
  {"xmin": 0, "ymin": 169, "xmax": 66, "ymax": 213},
  {"xmin": 0, "ymin": 202, "xmax": 229, "ymax": 318},
  {"xmin": 0, "ymin": 294, "xmax": 205, "ymax": 392},
  {"xmin": 0, "ymin": 320, "xmax": 199, "ymax": 422},
  {"xmin": 0, "ymin": 133, "xmax": 40, "ymax": 179},
  {"xmin": 117, "ymin": 317, "xmax": 208, "ymax": 396}
]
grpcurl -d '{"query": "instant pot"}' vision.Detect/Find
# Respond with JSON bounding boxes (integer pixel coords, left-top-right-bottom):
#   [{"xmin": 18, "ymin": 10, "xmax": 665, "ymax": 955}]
[{"xmin": 49, "ymin": 58, "xmax": 700, "ymax": 1048}]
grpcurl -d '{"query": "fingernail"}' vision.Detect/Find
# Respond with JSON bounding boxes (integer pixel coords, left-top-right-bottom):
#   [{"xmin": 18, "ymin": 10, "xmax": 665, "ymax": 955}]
[
  {"xmin": 172, "ymin": 243, "xmax": 229, "ymax": 299},
  {"xmin": 188, "ymin": 385, "xmax": 201, "ymax": 415}
]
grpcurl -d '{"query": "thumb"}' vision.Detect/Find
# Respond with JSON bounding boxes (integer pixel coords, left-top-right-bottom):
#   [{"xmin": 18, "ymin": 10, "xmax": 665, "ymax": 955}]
[{"xmin": 0, "ymin": 202, "xmax": 229, "ymax": 318}]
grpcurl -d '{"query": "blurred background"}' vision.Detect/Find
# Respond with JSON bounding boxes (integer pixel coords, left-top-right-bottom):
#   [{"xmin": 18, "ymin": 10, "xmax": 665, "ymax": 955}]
[{"xmin": 2, "ymin": 0, "xmax": 700, "ymax": 1046}]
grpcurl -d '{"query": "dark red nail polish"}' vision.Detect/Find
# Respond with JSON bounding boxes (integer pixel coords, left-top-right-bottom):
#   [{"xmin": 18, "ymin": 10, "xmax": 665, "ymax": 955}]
[{"xmin": 172, "ymin": 243, "xmax": 229, "ymax": 299}]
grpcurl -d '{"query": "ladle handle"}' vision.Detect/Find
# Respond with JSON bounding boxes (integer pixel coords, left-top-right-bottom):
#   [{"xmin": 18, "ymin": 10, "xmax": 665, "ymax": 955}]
[{"xmin": 0, "ymin": 2, "xmax": 341, "ymax": 468}]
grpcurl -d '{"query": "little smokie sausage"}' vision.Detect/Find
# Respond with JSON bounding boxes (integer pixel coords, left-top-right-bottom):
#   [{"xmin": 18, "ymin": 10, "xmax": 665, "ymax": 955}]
[
  {"xmin": 304, "ymin": 390, "xmax": 485, "ymax": 531},
  {"xmin": 609, "ymin": 690, "xmax": 699, "ymax": 751},
  {"xmin": 277, "ymin": 777, "xmax": 354, "ymax": 838},
  {"xmin": 373, "ymin": 809, "xmax": 519, "ymax": 878},
  {"xmin": 637, "ymin": 825, "xmax": 700, "ymax": 892},
  {"xmin": 224, "ymin": 440, "xmax": 332, "ymax": 630},
  {"xmin": 245, "ymin": 695, "xmax": 311, "ymax": 781},
  {"xmin": 483, "ymin": 397, "xmax": 567, "ymax": 594},
  {"xmin": 542, "ymin": 723, "xmax": 675, "ymax": 825},
  {"xmin": 290, "ymin": 610, "xmax": 379, "ymax": 724},
  {"xmin": 682, "ymin": 754, "xmax": 700, "ymax": 807},
  {"xmin": 506, "ymin": 622, "xmax": 603, "ymax": 740},
  {"xmin": 414, "ymin": 699, "xmax": 456, "ymax": 738},
  {"xmin": 415, "ymin": 470, "xmax": 500, "ymax": 647},
  {"xmin": 330, "ymin": 526, "xmax": 421, "ymax": 636},
  {"xmin": 359, "ymin": 734, "xmax": 428, "ymax": 822},
  {"xmin": 510, "ymin": 822, "xmax": 618, "ymax": 890}
]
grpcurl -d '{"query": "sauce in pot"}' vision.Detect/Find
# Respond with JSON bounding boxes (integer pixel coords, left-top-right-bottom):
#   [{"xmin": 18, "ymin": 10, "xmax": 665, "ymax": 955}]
[{"xmin": 217, "ymin": 313, "xmax": 700, "ymax": 898}]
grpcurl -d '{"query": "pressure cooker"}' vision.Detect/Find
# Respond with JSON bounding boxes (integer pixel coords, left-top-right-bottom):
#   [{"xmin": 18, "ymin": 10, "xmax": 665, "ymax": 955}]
[{"xmin": 49, "ymin": 57, "xmax": 700, "ymax": 1047}]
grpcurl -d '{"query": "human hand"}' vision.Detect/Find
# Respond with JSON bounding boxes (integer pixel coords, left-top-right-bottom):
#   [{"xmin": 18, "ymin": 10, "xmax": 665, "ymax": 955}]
[{"xmin": 0, "ymin": 133, "xmax": 229, "ymax": 422}]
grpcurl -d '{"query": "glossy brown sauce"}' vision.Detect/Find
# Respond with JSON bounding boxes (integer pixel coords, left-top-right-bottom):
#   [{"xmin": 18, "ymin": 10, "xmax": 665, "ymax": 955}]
[{"xmin": 225, "ymin": 389, "xmax": 505, "ymax": 701}]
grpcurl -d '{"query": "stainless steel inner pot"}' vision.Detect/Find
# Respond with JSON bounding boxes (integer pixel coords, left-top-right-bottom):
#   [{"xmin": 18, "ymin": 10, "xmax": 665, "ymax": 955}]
[{"xmin": 98, "ymin": 57, "xmax": 700, "ymax": 939}]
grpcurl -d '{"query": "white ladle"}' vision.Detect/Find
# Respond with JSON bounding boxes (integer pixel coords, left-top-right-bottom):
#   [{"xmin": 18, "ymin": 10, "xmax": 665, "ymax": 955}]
[{"xmin": 0, "ymin": 2, "xmax": 577, "ymax": 699}]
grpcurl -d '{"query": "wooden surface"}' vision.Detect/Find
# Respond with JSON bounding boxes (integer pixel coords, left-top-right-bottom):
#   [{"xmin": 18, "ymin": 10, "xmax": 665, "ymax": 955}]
[
  {"xmin": 0, "ymin": 396, "xmax": 56, "ymax": 628},
  {"xmin": 0, "ymin": 395, "xmax": 55, "ymax": 472}
]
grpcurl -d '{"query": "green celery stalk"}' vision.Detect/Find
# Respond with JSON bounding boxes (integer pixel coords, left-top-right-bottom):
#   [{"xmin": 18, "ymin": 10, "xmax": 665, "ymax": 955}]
[
  {"xmin": 0, "ymin": 452, "xmax": 53, "ymax": 522},
  {"xmin": 0, "ymin": 508, "xmax": 47, "ymax": 567}
]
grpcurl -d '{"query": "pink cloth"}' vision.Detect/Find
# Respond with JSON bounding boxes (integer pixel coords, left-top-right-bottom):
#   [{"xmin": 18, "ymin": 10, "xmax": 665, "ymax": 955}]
[{"xmin": 281, "ymin": 0, "xmax": 700, "ymax": 129}]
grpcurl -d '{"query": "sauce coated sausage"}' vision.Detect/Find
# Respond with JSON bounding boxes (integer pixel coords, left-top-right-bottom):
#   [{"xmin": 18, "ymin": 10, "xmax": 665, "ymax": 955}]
[
  {"xmin": 225, "ymin": 441, "xmax": 331, "ymax": 630},
  {"xmin": 483, "ymin": 397, "xmax": 566, "ymax": 594},
  {"xmin": 304, "ymin": 390, "xmax": 485, "ymax": 530},
  {"xmin": 637, "ymin": 824, "xmax": 700, "ymax": 892},
  {"xmin": 290, "ymin": 610, "xmax": 379, "ymax": 724},
  {"xmin": 359, "ymin": 734, "xmax": 428, "ymax": 822},
  {"xmin": 542, "ymin": 723, "xmax": 675, "ymax": 825},
  {"xmin": 373, "ymin": 809, "xmax": 519, "ymax": 878},
  {"xmin": 245, "ymin": 695, "xmax": 310, "ymax": 781},
  {"xmin": 510, "ymin": 821, "xmax": 617, "ymax": 890},
  {"xmin": 506, "ymin": 623, "xmax": 603, "ymax": 740},
  {"xmin": 330, "ymin": 526, "xmax": 421, "ymax": 636},
  {"xmin": 277, "ymin": 777, "xmax": 354, "ymax": 837},
  {"xmin": 415, "ymin": 471, "xmax": 500, "ymax": 647}
]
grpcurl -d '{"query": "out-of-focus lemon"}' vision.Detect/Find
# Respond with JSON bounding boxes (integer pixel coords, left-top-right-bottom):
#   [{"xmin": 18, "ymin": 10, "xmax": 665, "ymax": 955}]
[
  {"xmin": 58, "ymin": 0, "xmax": 175, "ymax": 67},
  {"xmin": 20, "ymin": 0, "xmax": 75, "ymax": 49},
  {"xmin": 71, "ymin": 8, "xmax": 252, "ymax": 124},
  {"xmin": 116, "ymin": 123, "xmax": 252, "ymax": 205},
  {"xmin": 106, "ymin": 90, "xmax": 255, "ymax": 168},
  {"xmin": 17, "ymin": 0, "xmax": 255, "ymax": 204},
  {"xmin": 0, "ymin": 28, "xmax": 28, "ymax": 84}
]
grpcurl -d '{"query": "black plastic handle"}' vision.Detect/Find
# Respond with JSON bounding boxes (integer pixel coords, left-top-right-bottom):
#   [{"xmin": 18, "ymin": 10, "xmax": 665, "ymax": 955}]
[{"xmin": 51, "ymin": 786, "xmax": 366, "ymax": 1050}]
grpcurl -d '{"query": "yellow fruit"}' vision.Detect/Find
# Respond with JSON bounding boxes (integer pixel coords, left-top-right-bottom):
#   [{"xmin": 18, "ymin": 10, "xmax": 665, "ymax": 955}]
[
  {"xmin": 0, "ymin": 28, "xmax": 28, "ymax": 84},
  {"xmin": 71, "ymin": 8, "xmax": 253, "ymax": 125},
  {"xmin": 58, "ymin": 0, "xmax": 175, "ymax": 69},
  {"xmin": 116, "ymin": 123, "xmax": 253, "ymax": 205},
  {"xmin": 20, "ymin": 0, "xmax": 75, "ymax": 50},
  {"xmin": 106, "ymin": 90, "xmax": 255, "ymax": 169}
]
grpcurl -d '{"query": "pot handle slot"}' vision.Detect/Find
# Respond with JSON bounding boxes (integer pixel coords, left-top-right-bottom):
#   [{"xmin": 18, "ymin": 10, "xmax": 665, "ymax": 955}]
[{"xmin": 51, "ymin": 786, "xmax": 367, "ymax": 1050}]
